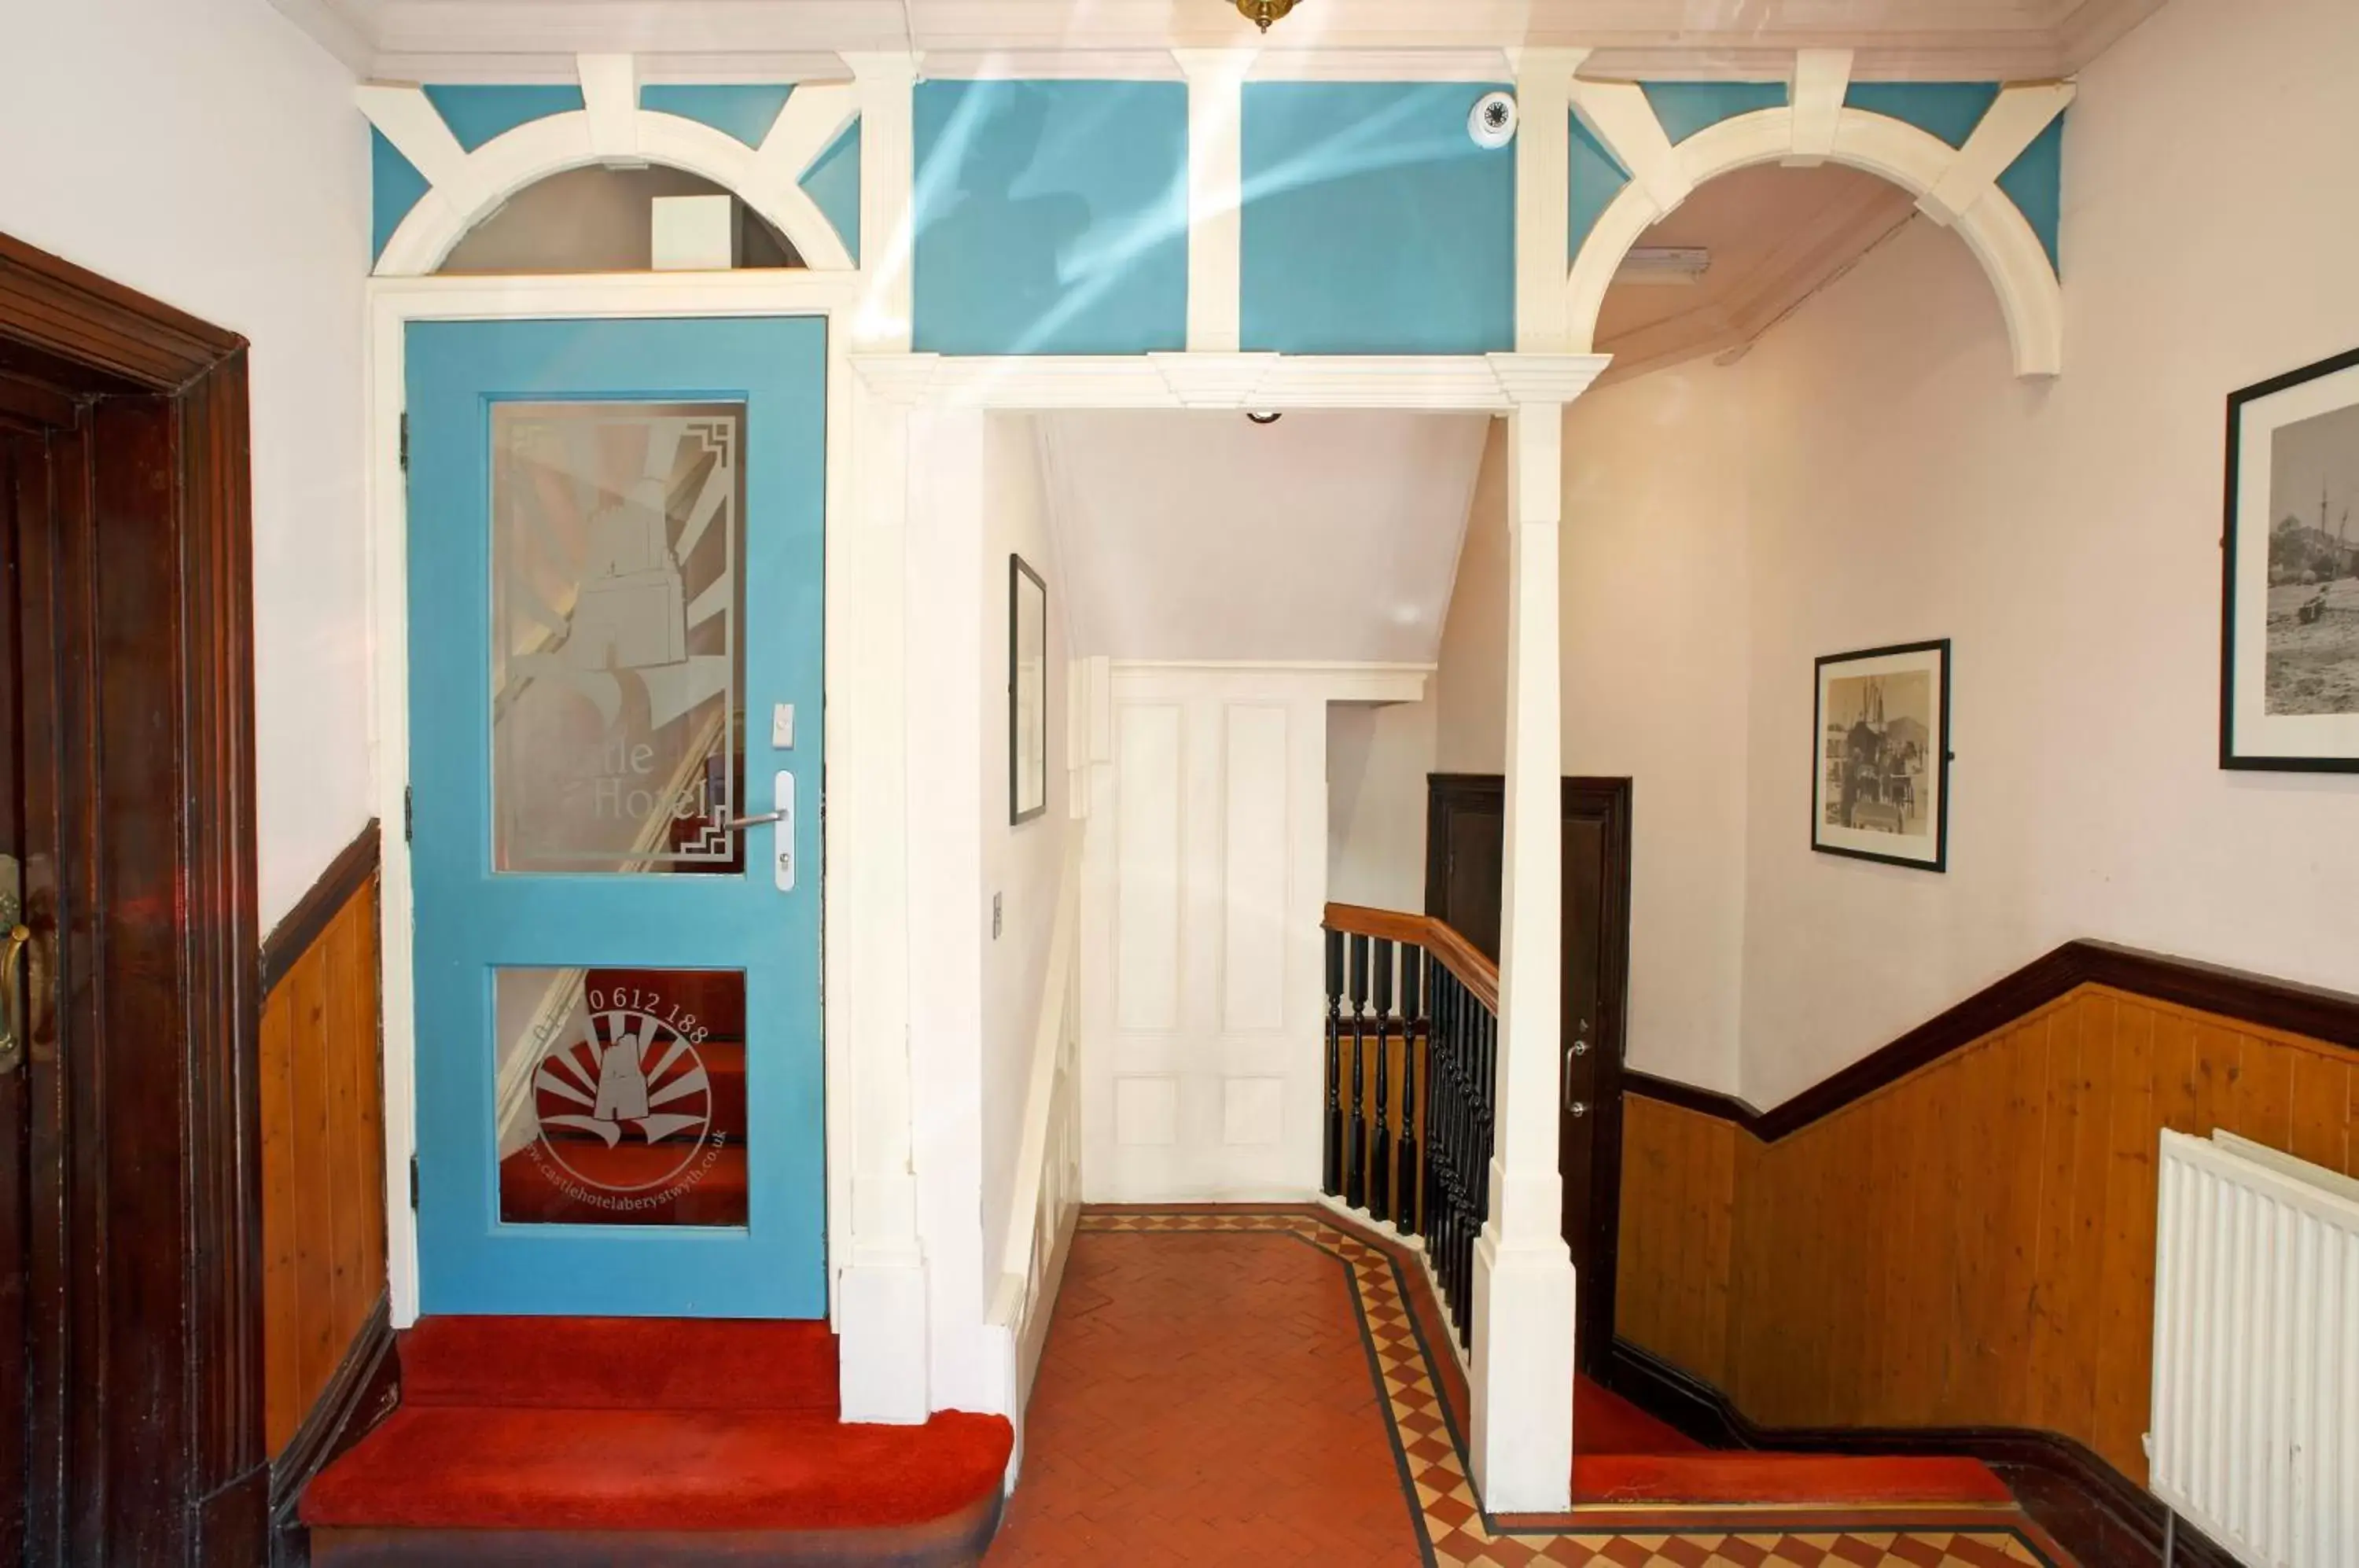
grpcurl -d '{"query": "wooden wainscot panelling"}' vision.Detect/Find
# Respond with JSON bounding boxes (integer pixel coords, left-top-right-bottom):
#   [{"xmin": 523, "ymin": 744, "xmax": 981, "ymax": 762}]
[
  {"xmin": 259, "ymin": 823, "xmax": 387, "ymax": 1459},
  {"xmin": 1614, "ymin": 942, "xmax": 2358, "ymax": 1567}
]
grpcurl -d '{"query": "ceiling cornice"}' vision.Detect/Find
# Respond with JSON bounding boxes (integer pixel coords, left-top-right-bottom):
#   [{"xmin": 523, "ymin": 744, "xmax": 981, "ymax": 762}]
[{"xmin": 277, "ymin": 0, "xmax": 2168, "ymax": 83}]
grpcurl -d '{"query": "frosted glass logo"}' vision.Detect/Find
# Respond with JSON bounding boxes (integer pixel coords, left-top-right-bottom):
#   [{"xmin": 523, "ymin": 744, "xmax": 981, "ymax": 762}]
[{"xmin": 527, "ymin": 984, "xmax": 727, "ymax": 1211}]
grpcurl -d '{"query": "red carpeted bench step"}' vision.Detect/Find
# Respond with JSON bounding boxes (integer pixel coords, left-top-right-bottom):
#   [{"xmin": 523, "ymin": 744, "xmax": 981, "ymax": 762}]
[
  {"xmin": 300, "ymin": 1406, "xmax": 1014, "ymax": 1536},
  {"xmin": 397, "ymin": 1316, "xmax": 838, "ymax": 1412},
  {"xmin": 1573, "ymin": 1452, "xmax": 2014, "ymax": 1507}
]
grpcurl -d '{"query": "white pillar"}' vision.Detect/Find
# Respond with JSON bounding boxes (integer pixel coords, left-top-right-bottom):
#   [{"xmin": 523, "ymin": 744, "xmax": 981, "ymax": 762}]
[
  {"xmin": 1511, "ymin": 50, "xmax": 1587, "ymax": 355},
  {"xmin": 1173, "ymin": 49, "xmax": 1253, "ymax": 354},
  {"xmin": 836, "ymin": 53, "xmax": 931, "ymax": 1425},
  {"xmin": 1467, "ymin": 397, "xmax": 1577, "ymax": 1512}
]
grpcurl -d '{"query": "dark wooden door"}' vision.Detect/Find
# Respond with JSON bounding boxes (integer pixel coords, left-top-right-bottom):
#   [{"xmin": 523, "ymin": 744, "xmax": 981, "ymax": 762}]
[
  {"xmin": 0, "ymin": 422, "xmax": 31, "ymax": 1564},
  {"xmin": 1425, "ymin": 774, "xmax": 1632, "ymax": 1375},
  {"xmin": 0, "ymin": 233, "xmax": 267, "ymax": 1566}
]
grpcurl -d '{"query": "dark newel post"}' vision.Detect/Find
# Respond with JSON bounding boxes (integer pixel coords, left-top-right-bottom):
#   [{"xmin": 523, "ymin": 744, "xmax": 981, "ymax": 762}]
[
  {"xmin": 1369, "ymin": 939, "xmax": 1395, "ymax": 1225},
  {"xmin": 1322, "ymin": 926, "xmax": 1344, "ymax": 1197},
  {"xmin": 1397, "ymin": 945, "xmax": 1423, "ymax": 1238},
  {"xmin": 1346, "ymin": 933, "xmax": 1370, "ymax": 1209}
]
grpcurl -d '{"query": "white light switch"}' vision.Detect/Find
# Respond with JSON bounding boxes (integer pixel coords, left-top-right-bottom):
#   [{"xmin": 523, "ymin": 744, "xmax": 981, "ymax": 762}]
[{"xmin": 771, "ymin": 703, "xmax": 795, "ymax": 749}]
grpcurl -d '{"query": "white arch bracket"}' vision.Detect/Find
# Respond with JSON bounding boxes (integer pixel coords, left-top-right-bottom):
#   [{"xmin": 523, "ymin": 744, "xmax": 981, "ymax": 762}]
[
  {"xmin": 1566, "ymin": 65, "xmax": 2073, "ymax": 378},
  {"xmin": 364, "ymin": 54, "xmax": 860, "ymax": 278}
]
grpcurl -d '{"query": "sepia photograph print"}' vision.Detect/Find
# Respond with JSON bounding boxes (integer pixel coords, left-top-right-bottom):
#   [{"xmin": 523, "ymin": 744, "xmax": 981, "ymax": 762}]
[
  {"xmin": 2224, "ymin": 344, "xmax": 2359, "ymax": 769},
  {"xmin": 1812, "ymin": 639, "xmax": 1952, "ymax": 871}
]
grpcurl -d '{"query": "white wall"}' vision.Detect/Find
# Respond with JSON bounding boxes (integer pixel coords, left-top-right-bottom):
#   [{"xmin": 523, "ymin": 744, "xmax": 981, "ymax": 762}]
[
  {"xmin": 1431, "ymin": 387, "xmax": 1754, "ymax": 1094},
  {"xmin": 1326, "ymin": 698, "xmax": 1435, "ymax": 911},
  {"xmin": 980, "ymin": 415, "xmax": 1069, "ymax": 1286},
  {"xmin": 1428, "ymin": 0, "xmax": 2359, "ymax": 1109},
  {"xmin": 0, "ymin": 0, "xmax": 369, "ymax": 929},
  {"xmin": 1736, "ymin": 0, "xmax": 2359, "ymax": 1106}
]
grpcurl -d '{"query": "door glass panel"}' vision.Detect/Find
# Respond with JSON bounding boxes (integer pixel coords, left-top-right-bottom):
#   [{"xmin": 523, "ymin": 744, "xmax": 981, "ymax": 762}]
[
  {"xmin": 495, "ymin": 967, "xmax": 748, "ymax": 1228},
  {"xmin": 491, "ymin": 402, "xmax": 745, "ymax": 875}
]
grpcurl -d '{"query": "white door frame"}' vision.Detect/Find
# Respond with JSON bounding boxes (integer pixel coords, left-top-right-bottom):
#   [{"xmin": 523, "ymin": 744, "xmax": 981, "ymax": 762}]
[{"xmin": 366, "ymin": 269, "xmax": 862, "ymax": 1327}]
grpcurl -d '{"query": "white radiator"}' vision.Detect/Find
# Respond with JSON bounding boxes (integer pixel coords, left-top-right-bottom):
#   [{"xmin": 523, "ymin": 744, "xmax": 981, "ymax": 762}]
[{"xmin": 2150, "ymin": 1130, "xmax": 2359, "ymax": 1568}]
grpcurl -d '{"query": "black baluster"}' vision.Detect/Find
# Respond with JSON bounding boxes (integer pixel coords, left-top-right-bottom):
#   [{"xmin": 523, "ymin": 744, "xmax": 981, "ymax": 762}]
[
  {"xmin": 1323, "ymin": 926, "xmax": 1344, "ymax": 1197},
  {"xmin": 1397, "ymin": 945, "xmax": 1423, "ymax": 1238},
  {"xmin": 1346, "ymin": 933, "xmax": 1370, "ymax": 1210},
  {"xmin": 1429, "ymin": 969, "xmax": 1462, "ymax": 1333},
  {"xmin": 1369, "ymin": 939, "xmax": 1394, "ymax": 1226}
]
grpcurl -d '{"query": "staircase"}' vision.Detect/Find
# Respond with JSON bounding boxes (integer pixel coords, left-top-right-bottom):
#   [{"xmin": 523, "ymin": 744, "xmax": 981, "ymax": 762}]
[
  {"xmin": 300, "ymin": 1317, "xmax": 1012, "ymax": 1566},
  {"xmin": 1321, "ymin": 903, "xmax": 2032, "ymax": 1525}
]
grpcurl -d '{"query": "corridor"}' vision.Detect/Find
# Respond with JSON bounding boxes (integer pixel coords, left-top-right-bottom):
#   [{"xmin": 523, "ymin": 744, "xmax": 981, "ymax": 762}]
[{"xmin": 988, "ymin": 1209, "xmax": 2066, "ymax": 1567}]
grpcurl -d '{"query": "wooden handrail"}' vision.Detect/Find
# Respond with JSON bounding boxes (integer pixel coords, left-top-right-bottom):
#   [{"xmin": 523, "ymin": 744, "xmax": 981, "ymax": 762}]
[{"xmin": 1323, "ymin": 901, "xmax": 1500, "ymax": 1014}]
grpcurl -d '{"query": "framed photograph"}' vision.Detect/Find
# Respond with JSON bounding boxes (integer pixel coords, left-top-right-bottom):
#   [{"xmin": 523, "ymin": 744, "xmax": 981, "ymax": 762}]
[
  {"xmin": 1010, "ymin": 554, "xmax": 1048, "ymax": 824},
  {"xmin": 1812, "ymin": 639, "xmax": 1952, "ymax": 872},
  {"xmin": 2221, "ymin": 345, "xmax": 2359, "ymax": 770}
]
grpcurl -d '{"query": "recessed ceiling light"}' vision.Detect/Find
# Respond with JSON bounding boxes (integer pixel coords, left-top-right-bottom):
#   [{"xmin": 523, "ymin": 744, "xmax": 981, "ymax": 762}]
[{"xmin": 1246, "ymin": 410, "xmax": 1283, "ymax": 425}]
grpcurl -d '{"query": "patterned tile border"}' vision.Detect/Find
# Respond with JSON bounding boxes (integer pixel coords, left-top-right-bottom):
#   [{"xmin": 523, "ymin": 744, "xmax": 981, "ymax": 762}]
[{"xmin": 1078, "ymin": 1208, "xmax": 2073, "ymax": 1568}]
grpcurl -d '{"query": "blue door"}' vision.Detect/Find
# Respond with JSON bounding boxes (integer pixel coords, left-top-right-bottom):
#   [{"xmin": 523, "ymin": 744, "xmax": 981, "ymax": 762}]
[{"xmin": 407, "ymin": 316, "xmax": 826, "ymax": 1317}]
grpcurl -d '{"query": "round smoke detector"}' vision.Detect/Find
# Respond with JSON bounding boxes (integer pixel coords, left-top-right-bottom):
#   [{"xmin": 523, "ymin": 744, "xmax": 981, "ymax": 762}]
[{"xmin": 1470, "ymin": 91, "xmax": 1518, "ymax": 149}]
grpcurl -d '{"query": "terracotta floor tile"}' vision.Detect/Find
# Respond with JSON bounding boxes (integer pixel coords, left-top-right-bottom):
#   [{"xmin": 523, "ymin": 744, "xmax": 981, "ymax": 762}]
[{"xmin": 987, "ymin": 1209, "xmax": 2074, "ymax": 1568}]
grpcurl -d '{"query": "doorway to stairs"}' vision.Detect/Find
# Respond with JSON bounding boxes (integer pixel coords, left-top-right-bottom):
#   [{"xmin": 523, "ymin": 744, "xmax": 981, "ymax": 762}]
[{"xmin": 1424, "ymin": 773, "xmax": 1632, "ymax": 1375}]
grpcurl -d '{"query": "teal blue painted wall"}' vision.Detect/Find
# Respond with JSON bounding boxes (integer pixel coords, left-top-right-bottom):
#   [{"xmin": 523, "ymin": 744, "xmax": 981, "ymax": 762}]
[
  {"xmin": 911, "ymin": 80, "xmax": 1188, "ymax": 355},
  {"xmin": 1998, "ymin": 114, "xmax": 2065, "ymax": 271},
  {"xmin": 801, "ymin": 121, "xmax": 863, "ymax": 265},
  {"xmin": 1841, "ymin": 83, "xmax": 2000, "ymax": 150},
  {"xmin": 371, "ymin": 128, "xmax": 432, "ymax": 262},
  {"xmin": 1641, "ymin": 82, "xmax": 1787, "ymax": 144},
  {"xmin": 1241, "ymin": 83, "xmax": 1514, "ymax": 355},
  {"xmin": 639, "ymin": 83, "xmax": 793, "ymax": 148},
  {"xmin": 1569, "ymin": 113, "xmax": 1632, "ymax": 260},
  {"xmin": 420, "ymin": 84, "xmax": 584, "ymax": 153}
]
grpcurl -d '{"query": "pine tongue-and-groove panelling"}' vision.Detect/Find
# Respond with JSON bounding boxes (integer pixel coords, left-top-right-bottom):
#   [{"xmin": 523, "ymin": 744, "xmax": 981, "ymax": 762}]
[
  {"xmin": 1617, "ymin": 984, "xmax": 2357, "ymax": 1484},
  {"xmin": 259, "ymin": 870, "xmax": 387, "ymax": 1456}
]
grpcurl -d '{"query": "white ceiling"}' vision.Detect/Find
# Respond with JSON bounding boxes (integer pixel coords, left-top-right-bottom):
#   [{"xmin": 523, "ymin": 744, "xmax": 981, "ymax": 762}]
[
  {"xmin": 1038, "ymin": 410, "xmax": 1489, "ymax": 664},
  {"xmin": 272, "ymin": 0, "xmax": 2166, "ymax": 82},
  {"xmin": 1596, "ymin": 160, "xmax": 1919, "ymax": 382}
]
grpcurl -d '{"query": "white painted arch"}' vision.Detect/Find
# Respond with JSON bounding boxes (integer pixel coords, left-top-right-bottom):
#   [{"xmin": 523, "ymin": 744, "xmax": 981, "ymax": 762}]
[
  {"xmin": 1566, "ymin": 83, "xmax": 2073, "ymax": 378},
  {"xmin": 361, "ymin": 55, "xmax": 859, "ymax": 277}
]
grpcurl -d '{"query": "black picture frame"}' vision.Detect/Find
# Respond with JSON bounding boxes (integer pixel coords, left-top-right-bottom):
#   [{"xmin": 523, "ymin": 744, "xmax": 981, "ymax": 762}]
[
  {"xmin": 1811, "ymin": 638, "xmax": 1952, "ymax": 873},
  {"xmin": 1010, "ymin": 554, "xmax": 1048, "ymax": 825},
  {"xmin": 2220, "ymin": 344, "xmax": 2359, "ymax": 771}
]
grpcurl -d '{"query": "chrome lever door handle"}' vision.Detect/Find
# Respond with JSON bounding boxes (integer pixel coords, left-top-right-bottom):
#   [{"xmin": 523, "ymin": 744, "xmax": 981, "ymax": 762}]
[{"xmin": 723, "ymin": 809, "xmax": 787, "ymax": 832}]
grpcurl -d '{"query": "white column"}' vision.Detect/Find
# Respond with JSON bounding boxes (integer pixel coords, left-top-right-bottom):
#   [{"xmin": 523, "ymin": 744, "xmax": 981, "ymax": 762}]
[
  {"xmin": 1511, "ymin": 50, "xmax": 1587, "ymax": 355},
  {"xmin": 846, "ymin": 51, "xmax": 919, "ymax": 349},
  {"xmin": 835, "ymin": 51, "xmax": 930, "ymax": 1425},
  {"xmin": 1173, "ymin": 49, "xmax": 1253, "ymax": 354},
  {"xmin": 1467, "ymin": 398, "xmax": 1577, "ymax": 1512}
]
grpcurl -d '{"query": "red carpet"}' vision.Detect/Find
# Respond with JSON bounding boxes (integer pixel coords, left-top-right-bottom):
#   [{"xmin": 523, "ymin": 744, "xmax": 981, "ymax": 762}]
[
  {"xmin": 395, "ymin": 1314, "xmax": 838, "ymax": 1412},
  {"xmin": 303, "ymin": 1316, "xmax": 1012, "ymax": 1543},
  {"xmin": 1575, "ymin": 1375, "xmax": 1703, "ymax": 1455},
  {"xmin": 1570, "ymin": 1375, "xmax": 2009, "ymax": 1507}
]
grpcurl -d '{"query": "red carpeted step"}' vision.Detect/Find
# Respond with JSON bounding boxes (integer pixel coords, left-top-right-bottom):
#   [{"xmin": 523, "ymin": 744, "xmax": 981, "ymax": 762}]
[
  {"xmin": 300, "ymin": 1407, "xmax": 1014, "ymax": 1535},
  {"xmin": 399, "ymin": 1316, "xmax": 838, "ymax": 1412},
  {"xmin": 1573, "ymin": 1452, "xmax": 2014, "ymax": 1507},
  {"xmin": 1574, "ymin": 1375, "xmax": 1704, "ymax": 1455}
]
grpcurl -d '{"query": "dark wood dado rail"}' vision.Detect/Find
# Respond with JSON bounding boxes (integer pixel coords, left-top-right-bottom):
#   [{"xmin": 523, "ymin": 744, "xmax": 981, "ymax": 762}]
[
  {"xmin": 1613, "ymin": 937, "xmax": 2358, "ymax": 1568},
  {"xmin": 1322, "ymin": 902, "xmax": 1498, "ymax": 1010},
  {"xmin": 1625, "ymin": 937, "xmax": 2359, "ymax": 1140}
]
